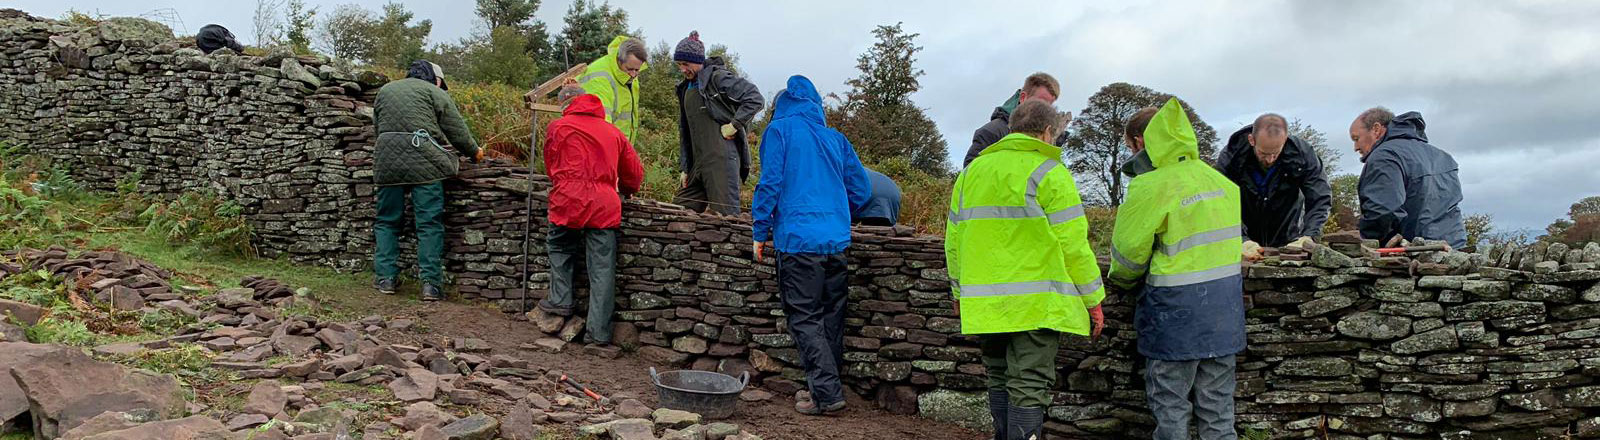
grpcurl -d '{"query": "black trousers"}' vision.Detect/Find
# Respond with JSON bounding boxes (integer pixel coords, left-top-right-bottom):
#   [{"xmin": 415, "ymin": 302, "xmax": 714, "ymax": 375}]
[{"xmin": 777, "ymin": 251, "xmax": 850, "ymax": 405}]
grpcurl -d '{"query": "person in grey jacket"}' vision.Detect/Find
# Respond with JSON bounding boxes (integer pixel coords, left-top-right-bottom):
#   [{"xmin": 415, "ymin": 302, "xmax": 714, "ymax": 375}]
[
  {"xmin": 962, "ymin": 73, "xmax": 1060, "ymax": 168},
  {"xmin": 1350, "ymin": 107, "xmax": 1467, "ymax": 248},
  {"xmin": 671, "ymin": 31, "xmax": 765, "ymax": 215}
]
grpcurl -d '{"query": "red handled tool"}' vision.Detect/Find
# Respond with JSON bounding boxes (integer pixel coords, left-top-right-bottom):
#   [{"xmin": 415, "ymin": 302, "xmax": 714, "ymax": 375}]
[
  {"xmin": 560, "ymin": 374, "xmax": 606, "ymax": 403},
  {"xmin": 1375, "ymin": 244, "xmax": 1450, "ymax": 256}
]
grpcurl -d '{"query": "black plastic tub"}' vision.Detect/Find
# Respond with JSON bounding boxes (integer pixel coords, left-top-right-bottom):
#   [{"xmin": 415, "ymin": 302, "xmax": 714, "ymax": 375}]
[{"xmin": 649, "ymin": 367, "xmax": 749, "ymax": 419}]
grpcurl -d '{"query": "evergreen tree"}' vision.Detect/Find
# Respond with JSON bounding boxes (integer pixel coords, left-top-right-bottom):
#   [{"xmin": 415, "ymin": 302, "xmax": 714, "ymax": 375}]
[
  {"xmin": 366, "ymin": 3, "xmax": 433, "ymax": 70},
  {"xmin": 831, "ymin": 23, "xmax": 950, "ymax": 176},
  {"xmin": 1063, "ymin": 82, "xmax": 1218, "ymax": 205},
  {"xmin": 549, "ymin": 0, "xmax": 632, "ymax": 69}
]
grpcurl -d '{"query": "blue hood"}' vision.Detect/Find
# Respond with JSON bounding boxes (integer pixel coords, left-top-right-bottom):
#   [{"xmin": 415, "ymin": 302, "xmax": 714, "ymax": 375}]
[
  {"xmin": 772, "ymin": 75, "xmax": 826, "ymax": 125},
  {"xmin": 750, "ymin": 74, "xmax": 873, "ymax": 254},
  {"xmin": 1380, "ymin": 111, "xmax": 1428, "ymax": 145}
]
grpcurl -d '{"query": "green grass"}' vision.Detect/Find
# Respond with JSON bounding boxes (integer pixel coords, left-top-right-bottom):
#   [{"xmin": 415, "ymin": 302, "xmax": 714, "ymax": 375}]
[
  {"xmin": 3, "ymin": 431, "xmax": 34, "ymax": 440},
  {"xmin": 79, "ymin": 230, "xmax": 367, "ymax": 295}
]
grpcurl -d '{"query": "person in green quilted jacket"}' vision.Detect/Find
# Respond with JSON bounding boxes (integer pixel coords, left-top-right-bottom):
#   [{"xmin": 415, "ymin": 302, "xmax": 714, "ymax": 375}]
[{"xmin": 371, "ymin": 60, "xmax": 481, "ymax": 301}]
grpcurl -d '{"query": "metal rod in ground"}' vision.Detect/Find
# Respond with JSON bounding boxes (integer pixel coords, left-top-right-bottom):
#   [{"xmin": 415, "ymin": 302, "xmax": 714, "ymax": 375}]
[{"xmin": 519, "ymin": 115, "xmax": 539, "ymax": 315}]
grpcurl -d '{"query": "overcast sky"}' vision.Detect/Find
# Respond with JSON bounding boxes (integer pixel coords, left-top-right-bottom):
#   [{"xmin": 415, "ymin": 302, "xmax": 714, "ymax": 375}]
[{"xmin": 12, "ymin": 0, "xmax": 1600, "ymax": 232}]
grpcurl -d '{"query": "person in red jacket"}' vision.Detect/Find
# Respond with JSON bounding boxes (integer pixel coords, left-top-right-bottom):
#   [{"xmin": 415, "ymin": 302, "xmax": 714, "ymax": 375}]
[{"xmin": 537, "ymin": 93, "xmax": 645, "ymax": 348}]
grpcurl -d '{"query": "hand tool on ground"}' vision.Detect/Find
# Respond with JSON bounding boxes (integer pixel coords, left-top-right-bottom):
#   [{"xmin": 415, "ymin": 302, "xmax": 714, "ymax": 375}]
[{"xmin": 560, "ymin": 373, "xmax": 610, "ymax": 405}]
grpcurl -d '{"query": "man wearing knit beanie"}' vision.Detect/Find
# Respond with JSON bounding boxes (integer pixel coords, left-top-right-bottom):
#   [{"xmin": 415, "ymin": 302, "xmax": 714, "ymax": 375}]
[{"xmin": 672, "ymin": 31, "xmax": 765, "ymax": 215}]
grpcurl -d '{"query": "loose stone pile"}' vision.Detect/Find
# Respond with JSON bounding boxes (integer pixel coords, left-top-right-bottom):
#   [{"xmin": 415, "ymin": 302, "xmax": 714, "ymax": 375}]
[{"xmin": 1, "ymin": 249, "xmax": 768, "ymax": 440}]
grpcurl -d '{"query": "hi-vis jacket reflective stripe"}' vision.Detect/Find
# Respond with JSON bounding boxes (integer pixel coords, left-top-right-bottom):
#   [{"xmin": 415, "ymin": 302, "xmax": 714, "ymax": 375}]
[
  {"xmin": 579, "ymin": 36, "xmax": 646, "ymax": 141},
  {"xmin": 945, "ymin": 132, "xmax": 1105, "ymax": 336},
  {"xmin": 1109, "ymin": 98, "xmax": 1246, "ymax": 361}
]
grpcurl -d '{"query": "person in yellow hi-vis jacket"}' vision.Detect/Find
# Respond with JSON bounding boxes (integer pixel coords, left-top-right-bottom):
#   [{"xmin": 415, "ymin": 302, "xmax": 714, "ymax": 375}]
[
  {"xmin": 578, "ymin": 36, "xmax": 648, "ymax": 141},
  {"xmin": 1109, "ymin": 98, "xmax": 1246, "ymax": 440},
  {"xmin": 945, "ymin": 100, "xmax": 1105, "ymax": 440}
]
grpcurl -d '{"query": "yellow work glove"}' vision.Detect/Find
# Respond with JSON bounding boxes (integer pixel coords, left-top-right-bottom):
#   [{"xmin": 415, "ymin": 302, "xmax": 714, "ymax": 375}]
[
  {"xmin": 1284, "ymin": 236, "xmax": 1315, "ymax": 250},
  {"xmin": 1242, "ymin": 240, "xmax": 1263, "ymax": 262},
  {"xmin": 720, "ymin": 123, "xmax": 737, "ymax": 140}
]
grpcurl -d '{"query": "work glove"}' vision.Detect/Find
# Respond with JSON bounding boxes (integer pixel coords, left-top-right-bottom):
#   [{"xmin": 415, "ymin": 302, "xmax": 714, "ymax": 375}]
[
  {"xmin": 1242, "ymin": 240, "xmax": 1264, "ymax": 262},
  {"xmin": 1284, "ymin": 236, "xmax": 1315, "ymax": 250},
  {"xmin": 473, "ymin": 148, "xmax": 485, "ymax": 163},
  {"xmin": 752, "ymin": 241, "xmax": 767, "ymax": 261},
  {"xmin": 720, "ymin": 123, "xmax": 737, "ymax": 140},
  {"xmin": 1088, "ymin": 304, "xmax": 1104, "ymax": 340}
]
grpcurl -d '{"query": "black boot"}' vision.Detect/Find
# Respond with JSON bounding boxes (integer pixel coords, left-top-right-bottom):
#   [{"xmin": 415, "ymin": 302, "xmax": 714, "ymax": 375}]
[
  {"xmin": 1007, "ymin": 405, "xmax": 1044, "ymax": 440},
  {"xmin": 988, "ymin": 389, "xmax": 1009, "ymax": 440}
]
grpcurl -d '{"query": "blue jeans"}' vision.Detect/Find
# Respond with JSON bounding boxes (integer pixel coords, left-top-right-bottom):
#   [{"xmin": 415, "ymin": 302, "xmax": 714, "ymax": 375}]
[{"xmin": 1146, "ymin": 355, "xmax": 1238, "ymax": 440}]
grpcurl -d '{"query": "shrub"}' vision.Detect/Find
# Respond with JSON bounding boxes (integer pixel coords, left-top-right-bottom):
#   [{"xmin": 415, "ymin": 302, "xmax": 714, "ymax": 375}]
[
  {"xmin": 112, "ymin": 344, "xmax": 213, "ymax": 375},
  {"xmin": 867, "ymin": 157, "xmax": 952, "ymax": 235},
  {"xmin": 0, "ymin": 185, "xmax": 54, "ymax": 228},
  {"xmin": 26, "ymin": 317, "xmax": 97, "ymax": 346},
  {"xmin": 449, "ymin": 82, "xmax": 536, "ymax": 163},
  {"xmin": 138, "ymin": 308, "xmax": 197, "ymax": 334},
  {"xmin": 0, "ymin": 269, "xmax": 68, "ymax": 308},
  {"xmin": 140, "ymin": 192, "xmax": 256, "ymax": 257}
]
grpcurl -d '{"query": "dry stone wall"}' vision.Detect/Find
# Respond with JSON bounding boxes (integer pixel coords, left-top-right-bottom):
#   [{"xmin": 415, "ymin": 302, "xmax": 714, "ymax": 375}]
[
  {"xmin": 8, "ymin": 11, "xmax": 1600, "ymax": 439},
  {"xmin": 0, "ymin": 11, "xmax": 383, "ymax": 268}
]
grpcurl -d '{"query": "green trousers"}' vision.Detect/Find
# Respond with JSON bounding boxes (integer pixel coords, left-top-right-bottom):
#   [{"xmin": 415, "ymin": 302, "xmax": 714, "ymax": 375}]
[
  {"xmin": 980, "ymin": 329, "xmax": 1061, "ymax": 408},
  {"xmin": 374, "ymin": 182, "xmax": 445, "ymax": 286}
]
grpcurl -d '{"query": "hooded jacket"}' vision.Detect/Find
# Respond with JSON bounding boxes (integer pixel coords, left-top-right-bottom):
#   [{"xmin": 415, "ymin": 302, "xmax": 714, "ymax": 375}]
[
  {"xmin": 676, "ymin": 57, "xmax": 765, "ymax": 183},
  {"xmin": 372, "ymin": 77, "xmax": 479, "ymax": 186},
  {"xmin": 1216, "ymin": 125, "xmax": 1333, "ymax": 247},
  {"xmin": 579, "ymin": 36, "xmax": 647, "ymax": 141},
  {"xmin": 543, "ymin": 94, "xmax": 646, "ymax": 229},
  {"xmin": 1358, "ymin": 112, "xmax": 1466, "ymax": 248},
  {"xmin": 962, "ymin": 91, "xmax": 1022, "ymax": 168},
  {"xmin": 946, "ymin": 130, "xmax": 1105, "ymax": 336},
  {"xmin": 1108, "ymin": 98, "xmax": 1246, "ymax": 361},
  {"xmin": 751, "ymin": 75, "xmax": 871, "ymax": 255}
]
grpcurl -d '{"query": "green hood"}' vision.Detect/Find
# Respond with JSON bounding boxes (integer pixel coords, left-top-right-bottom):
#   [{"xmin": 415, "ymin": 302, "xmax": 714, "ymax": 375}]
[{"xmin": 1143, "ymin": 98, "xmax": 1200, "ymax": 169}]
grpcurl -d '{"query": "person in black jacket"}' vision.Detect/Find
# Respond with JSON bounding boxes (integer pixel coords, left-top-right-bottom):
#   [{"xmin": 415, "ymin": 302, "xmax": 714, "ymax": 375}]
[
  {"xmin": 962, "ymin": 73, "xmax": 1059, "ymax": 168},
  {"xmin": 670, "ymin": 31, "xmax": 765, "ymax": 215},
  {"xmin": 1350, "ymin": 107, "xmax": 1467, "ymax": 248},
  {"xmin": 195, "ymin": 24, "xmax": 244, "ymax": 54},
  {"xmin": 1215, "ymin": 113, "xmax": 1331, "ymax": 248}
]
